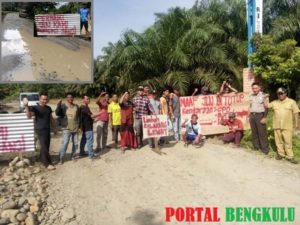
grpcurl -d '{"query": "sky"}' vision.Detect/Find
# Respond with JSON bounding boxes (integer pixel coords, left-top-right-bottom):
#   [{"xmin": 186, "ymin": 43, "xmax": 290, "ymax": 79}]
[{"xmin": 93, "ymin": 0, "xmax": 196, "ymax": 58}]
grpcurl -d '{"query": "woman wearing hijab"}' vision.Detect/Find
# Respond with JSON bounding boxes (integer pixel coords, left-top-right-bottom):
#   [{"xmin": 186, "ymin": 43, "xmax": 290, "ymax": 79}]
[{"xmin": 119, "ymin": 92, "xmax": 138, "ymax": 153}]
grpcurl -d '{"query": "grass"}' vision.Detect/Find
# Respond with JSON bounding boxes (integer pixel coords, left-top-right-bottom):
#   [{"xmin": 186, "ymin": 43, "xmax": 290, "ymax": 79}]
[{"xmin": 241, "ymin": 111, "xmax": 300, "ymax": 161}]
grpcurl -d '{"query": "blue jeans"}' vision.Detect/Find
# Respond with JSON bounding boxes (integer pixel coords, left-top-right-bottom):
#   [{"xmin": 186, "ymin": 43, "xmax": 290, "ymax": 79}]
[
  {"xmin": 59, "ymin": 130, "xmax": 78, "ymax": 161},
  {"xmin": 172, "ymin": 116, "xmax": 181, "ymax": 141},
  {"xmin": 80, "ymin": 130, "xmax": 94, "ymax": 158}
]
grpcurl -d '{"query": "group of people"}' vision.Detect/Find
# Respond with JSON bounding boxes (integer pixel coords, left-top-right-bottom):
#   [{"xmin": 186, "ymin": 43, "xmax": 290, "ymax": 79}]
[
  {"xmin": 23, "ymin": 81, "xmax": 300, "ymax": 170},
  {"xmin": 23, "ymin": 85, "xmax": 183, "ymax": 170}
]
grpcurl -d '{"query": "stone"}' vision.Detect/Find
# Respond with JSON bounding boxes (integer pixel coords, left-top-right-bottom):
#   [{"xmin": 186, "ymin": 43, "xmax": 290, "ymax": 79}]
[
  {"xmin": 16, "ymin": 168, "xmax": 25, "ymax": 176},
  {"xmin": 46, "ymin": 206, "xmax": 54, "ymax": 214},
  {"xmin": 1, "ymin": 209, "xmax": 19, "ymax": 223},
  {"xmin": 15, "ymin": 161, "xmax": 25, "ymax": 168},
  {"xmin": 23, "ymin": 204, "xmax": 30, "ymax": 211},
  {"xmin": 32, "ymin": 168, "xmax": 40, "ymax": 174},
  {"xmin": 0, "ymin": 185, "xmax": 5, "ymax": 192},
  {"xmin": 23, "ymin": 169, "xmax": 32, "ymax": 177},
  {"xmin": 29, "ymin": 205, "xmax": 39, "ymax": 213},
  {"xmin": 17, "ymin": 198, "xmax": 26, "ymax": 207},
  {"xmin": 19, "ymin": 208, "xmax": 26, "ymax": 213},
  {"xmin": 3, "ymin": 175, "xmax": 14, "ymax": 183},
  {"xmin": 13, "ymin": 174, "xmax": 19, "ymax": 180},
  {"xmin": 25, "ymin": 213, "xmax": 36, "ymax": 225},
  {"xmin": 9, "ymin": 157, "xmax": 19, "ymax": 167},
  {"xmin": 61, "ymin": 208, "xmax": 76, "ymax": 223},
  {"xmin": 22, "ymin": 159, "xmax": 30, "ymax": 166},
  {"xmin": 17, "ymin": 180, "xmax": 28, "ymax": 186},
  {"xmin": 16, "ymin": 213, "xmax": 27, "ymax": 222},
  {"xmin": 0, "ymin": 217, "xmax": 10, "ymax": 225},
  {"xmin": 27, "ymin": 198, "xmax": 38, "ymax": 206},
  {"xmin": 2, "ymin": 200, "xmax": 17, "ymax": 210},
  {"xmin": 68, "ymin": 221, "xmax": 79, "ymax": 225},
  {"xmin": 12, "ymin": 192, "xmax": 21, "ymax": 197}
]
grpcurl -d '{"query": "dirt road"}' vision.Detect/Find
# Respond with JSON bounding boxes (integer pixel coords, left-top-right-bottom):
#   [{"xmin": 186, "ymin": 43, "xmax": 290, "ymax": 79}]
[
  {"xmin": 46, "ymin": 135, "xmax": 300, "ymax": 225},
  {"xmin": 0, "ymin": 13, "xmax": 91, "ymax": 82},
  {"xmin": 1, "ymin": 101, "xmax": 299, "ymax": 224}
]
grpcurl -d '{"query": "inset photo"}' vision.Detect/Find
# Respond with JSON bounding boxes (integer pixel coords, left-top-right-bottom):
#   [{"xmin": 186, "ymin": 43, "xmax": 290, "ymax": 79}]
[{"xmin": 0, "ymin": 1, "xmax": 92, "ymax": 82}]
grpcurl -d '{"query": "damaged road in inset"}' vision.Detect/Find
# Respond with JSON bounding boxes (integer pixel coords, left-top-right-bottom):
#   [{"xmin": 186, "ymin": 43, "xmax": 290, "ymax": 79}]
[{"xmin": 0, "ymin": 13, "xmax": 91, "ymax": 82}]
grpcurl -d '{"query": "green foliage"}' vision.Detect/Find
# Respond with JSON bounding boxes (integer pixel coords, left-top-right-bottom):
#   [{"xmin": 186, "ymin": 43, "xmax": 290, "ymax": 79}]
[
  {"xmin": 57, "ymin": 2, "xmax": 91, "ymax": 14},
  {"xmin": 2, "ymin": 2, "xmax": 20, "ymax": 12},
  {"xmin": 241, "ymin": 111, "xmax": 300, "ymax": 161},
  {"xmin": 2, "ymin": 0, "xmax": 300, "ymax": 100},
  {"xmin": 24, "ymin": 2, "xmax": 57, "ymax": 19},
  {"xmin": 1, "ymin": 2, "xmax": 87, "ymax": 19},
  {"xmin": 250, "ymin": 35, "xmax": 300, "ymax": 97},
  {"xmin": 94, "ymin": 1, "xmax": 248, "ymax": 95}
]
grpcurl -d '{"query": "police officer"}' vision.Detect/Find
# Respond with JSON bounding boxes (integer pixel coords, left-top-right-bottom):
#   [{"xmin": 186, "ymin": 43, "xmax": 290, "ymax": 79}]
[{"xmin": 249, "ymin": 82, "xmax": 269, "ymax": 154}]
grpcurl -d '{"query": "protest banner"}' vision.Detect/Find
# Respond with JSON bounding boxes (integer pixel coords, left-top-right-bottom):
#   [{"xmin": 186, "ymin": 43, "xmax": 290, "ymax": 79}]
[
  {"xmin": 142, "ymin": 115, "xmax": 169, "ymax": 139},
  {"xmin": 0, "ymin": 114, "xmax": 35, "ymax": 153},
  {"xmin": 180, "ymin": 93, "xmax": 250, "ymax": 135},
  {"xmin": 35, "ymin": 14, "xmax": 80, "ymax": 36}
]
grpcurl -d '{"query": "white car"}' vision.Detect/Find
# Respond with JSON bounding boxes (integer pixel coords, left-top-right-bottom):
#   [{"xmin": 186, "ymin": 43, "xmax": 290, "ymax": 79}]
[{"xmin": 19, "ymin": 92, "xmax": 39, "ymax": 112}]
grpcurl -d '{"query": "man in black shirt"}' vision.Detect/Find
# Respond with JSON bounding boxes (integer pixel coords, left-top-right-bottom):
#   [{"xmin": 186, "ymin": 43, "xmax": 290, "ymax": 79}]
[
  {"xmin": 79, "ymin": 95, "xmax": 97, "ymax": 159},
  {"xmin": 25, "ymin": 93, "xmax": 56, "ymax": 170}
]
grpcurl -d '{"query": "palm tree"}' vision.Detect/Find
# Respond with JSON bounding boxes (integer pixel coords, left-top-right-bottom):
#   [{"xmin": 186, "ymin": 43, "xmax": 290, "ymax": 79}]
[
  {"xmin": 271, "ymin": 1, "xmax": 300, "ymax": 44},
  {"xmin": 94, "ymin": 1, "xmax": 248, "ymax": 95}
]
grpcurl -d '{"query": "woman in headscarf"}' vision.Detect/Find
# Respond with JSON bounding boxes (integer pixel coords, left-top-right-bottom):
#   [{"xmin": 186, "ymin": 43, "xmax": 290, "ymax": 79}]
[{"xmin": 119, "ymin": 92, "xmax": 137, "ymax": 153}]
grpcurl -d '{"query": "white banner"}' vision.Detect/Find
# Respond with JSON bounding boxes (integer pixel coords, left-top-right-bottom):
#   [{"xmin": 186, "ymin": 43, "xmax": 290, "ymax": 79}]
[
  {"xmin": 255, "ymin": 0, "xmax": 263, "ymax": 34},
  {"xmin": 35, "ymin": 14, "xmax": 80, "ymax": 36},
  {"xmin": 142, "ymin": 115, "xmax": 169, "ymax": 139},
  {"xmin": 0, "ymin": 114, "xmax": 35, "ymax": 153}
]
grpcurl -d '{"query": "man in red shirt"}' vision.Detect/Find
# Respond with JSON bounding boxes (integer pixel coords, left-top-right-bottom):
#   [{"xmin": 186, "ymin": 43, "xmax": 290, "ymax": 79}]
[
  {"xmin": 221, "ymin": 112, "xmax": 244, "ymax": 147},
  {"xmin": 95, "ymin": 92, "xmax": 110, "ymax": 152}
]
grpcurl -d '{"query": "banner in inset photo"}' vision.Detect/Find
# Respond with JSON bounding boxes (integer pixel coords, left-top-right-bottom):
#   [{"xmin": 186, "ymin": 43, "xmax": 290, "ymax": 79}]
[
  {"xmin": 35, "ymin": 14, "xmax": 80, "ymax": 36},
  {"xmin": 0, "ymin": 1, "xmax": 92, "ymax": 82},
  {"xmin": 142, "ymin": 115, "xmax": 169, "ymax": 139},
  {"xmin": 180, "ymin": 93, "xmax": 250, "ymax": 135}
]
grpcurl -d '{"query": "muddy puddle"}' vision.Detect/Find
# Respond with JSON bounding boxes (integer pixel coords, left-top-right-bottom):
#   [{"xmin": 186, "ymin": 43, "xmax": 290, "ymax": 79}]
[{"xmin": 0, "ymin": 13, "xmax": 92, "ymax": 82}]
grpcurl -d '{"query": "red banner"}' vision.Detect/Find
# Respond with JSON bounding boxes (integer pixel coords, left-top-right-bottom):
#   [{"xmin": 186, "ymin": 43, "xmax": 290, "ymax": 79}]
[{"xmin": 180, "ymin": 93, "xmax": 250, "ymax": 135}]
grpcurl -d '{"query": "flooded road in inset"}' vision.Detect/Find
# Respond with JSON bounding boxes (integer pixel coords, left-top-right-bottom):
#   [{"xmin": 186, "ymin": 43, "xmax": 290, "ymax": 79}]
[{"xmin": 0, "ymin": 13, "xmax": 92, "ymax": 82}]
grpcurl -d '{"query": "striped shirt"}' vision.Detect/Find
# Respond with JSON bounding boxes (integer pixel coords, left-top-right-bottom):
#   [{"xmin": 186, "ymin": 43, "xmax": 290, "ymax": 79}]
[{"xmin": 133, "ymin": 95, "xmax": 154, "ymax": 119}]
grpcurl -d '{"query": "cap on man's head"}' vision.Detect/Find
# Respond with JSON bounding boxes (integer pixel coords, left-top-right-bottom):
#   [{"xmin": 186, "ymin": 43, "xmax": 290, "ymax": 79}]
[
  {"xmin": 138, "ymin": 86, "xmax": 144, "ymax": 91},
  {"xmin": 277, "ymin": 87, "xmax": 287, "ymax": 93},
  {"xmin": 228, "ymin": 112, "xmax": 236, "ymax": 118}
]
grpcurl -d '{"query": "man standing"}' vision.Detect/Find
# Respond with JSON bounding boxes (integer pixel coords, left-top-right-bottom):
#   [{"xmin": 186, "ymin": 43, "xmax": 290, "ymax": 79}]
[
  {"xmin": 160, "ymin": 88, "xmax": 170, "ymax": 116},
  {"xmin": 221, "ymin": 112, "xmax": 244, "ymax": 147},
  {"xmin": 170, "ymin": 88, "xmax": 181, "ymax": 143},
  {"xmin": 143, "ymin": 85, "xmax": 151, "ymax": 98},
  {"xmin": 160, "ymin": 88, "xmax": 171, "ymax": 144},
  {"xmin": 55, "ymin": 93, "xmax": 79, "ymax": 164},
  {"xmin": 192, "ymin": 86, "xmax": 210, "ymax": 96},
  {"xmin": 133, "ymin": 86, "xmax": 154, "ymax": 148},
  {"xmin": 108, "ymin": 94, "xmax": 121, "ymax": 148},
  {"xmin": 249, "ymin": 82, "xmax": 269, "ymax": 154},
  {"xmin": 267, "ymin": 88, "xmax": 299, "ymax": 164},
  {"xmin": 79, "ymin": 95, "xmax": 97, "ymax": 159},
  {"xmin": 78, "ymin": 3, "xmax": 90, "ymax": 35},
  {"xmin": 95, "ymin": 92, "xmax": 109, "ymax": 152},
  {"xmin": 149, "ymin": 90, "xmax": 160, "ymax": 150},
  {"xmin": 25, "ymin": 93, "xmax": 56, "ymax": 170}
]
